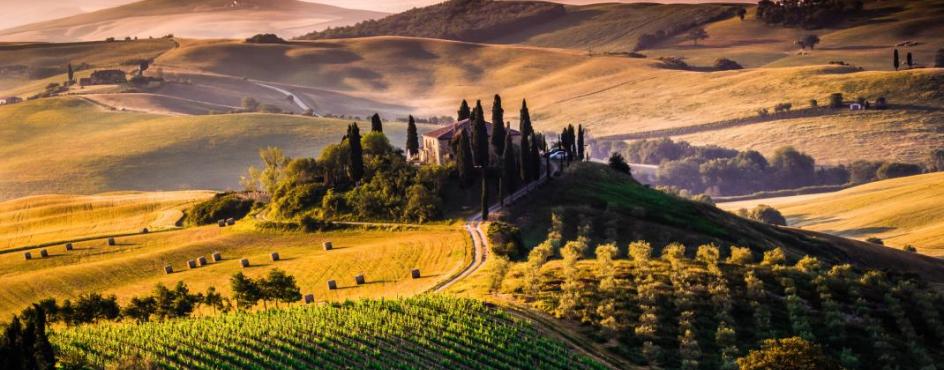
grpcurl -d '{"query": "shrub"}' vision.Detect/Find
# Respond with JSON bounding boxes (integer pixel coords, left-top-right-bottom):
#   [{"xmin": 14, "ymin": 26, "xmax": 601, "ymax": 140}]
[
  {"xmin": 714, "ymin": 58, "xmax": 743, "ymax": 70},
  {"xmin": 726, "ymin": 246, "xmax": 753, "ymax": 264},
  {"xmin": 658, "ymin": 56, "xmax": 690, "ymax": 70},
  {"xmin": 608, "ymin": 152, "xmax": 631, "ymax": 175},
  {"xmin": 874, "ymin": 96, "xmax": 888, "ymax": 110},
  {"xmin": 737, "ymin": 337, "xmax": 841, "ymax": 370},
  {"xmin": 773, "ymin": 102, "xmax": 792, "ymax": 113},
  {"xmin": 809, "ymin": 99, "xmax": 818, "ymax": 108},
  {"xmin": 828, "ymin": 93, "xmax": 843, "ymax": 108},
  {"xmin": 875, "ymin": 162, "xmax": 923, "ymax": 180},
  {"xmin": 183, "ymin": 193, "xmax": 254, "ymax": 226},
  {"xmin": 865, "ymin": 237, "xmax": 884, "ymax": 245},
  {"xmin": 903, "ymin": 245, "xmax": 918, "ymax": 253},
  {"xmin": 747, "ymin": 205, "xmax": 787, "ymax": 226},
  {"xmin": 245, "ymin": 34, "xmax": 286, "ymax": 43},
  {"xmin": 756, "ymin": 108, "xmax": 769, "ymax": 117},
  {"xmin": 848, "ymin": 160, "xmax": 883, "ymax": 183}
]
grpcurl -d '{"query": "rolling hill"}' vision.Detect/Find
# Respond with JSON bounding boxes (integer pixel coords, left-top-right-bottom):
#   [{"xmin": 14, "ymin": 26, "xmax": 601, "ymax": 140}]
[
  {"xmin": 0, "ymin": 0, "xmax": 386, "ymax": 42},
  {"xmin": 718, "ymin": 172, "xmax": 944, "ymax": 256}
]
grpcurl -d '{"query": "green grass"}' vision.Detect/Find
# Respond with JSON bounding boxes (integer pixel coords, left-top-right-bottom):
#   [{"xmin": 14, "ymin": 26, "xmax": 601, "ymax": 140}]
[{"xmin": 52, "ymin": 295, "xmax": 603, "ymax": 369}]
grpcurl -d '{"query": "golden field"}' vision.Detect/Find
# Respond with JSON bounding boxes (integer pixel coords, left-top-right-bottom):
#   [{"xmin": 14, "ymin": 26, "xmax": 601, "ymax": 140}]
[{"xmin": 719, "ymin": 172, "xmax": 944, "ymax": 256}]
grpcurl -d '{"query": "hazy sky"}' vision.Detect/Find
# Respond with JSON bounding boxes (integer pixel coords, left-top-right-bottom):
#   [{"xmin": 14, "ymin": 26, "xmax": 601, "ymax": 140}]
[{"xmin": 0, "ymin": 0, "xmax": 755, "ymax": 30}]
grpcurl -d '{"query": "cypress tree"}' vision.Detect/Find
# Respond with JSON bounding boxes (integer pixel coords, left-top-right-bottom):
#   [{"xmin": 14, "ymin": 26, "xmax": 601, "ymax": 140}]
[
  {"xmin": 1, "ymin": 316, "xmax": 24, "ymax": 370},
  {"xmin": 481, "ymin": 173, "xmax": 489, "ymax": 221},
  {"xmin": 907, "ymin": 52, "xmax": 913, "ymax": 68},
  {"xmin": 893, "ymin": 49, "xmax": 900, "ymax": 71},
  {"xmin": 406, "ymin": 115, "xmax": 419, "ymax": 158},
  {"xmin": 530, "ymin": 135, "xmax": 541, "ymax": 180},
  {"xmin": 472, "ymin": 100, "xmax": 489, "ymax": 166},
  {"xmin": 454, "ymin": 128, "xmax": 475, "ymax": 186},
  {"xmin": 370, "ymin": 113, "xmax": 383, "ymax": 132},
  {"xmin": 67, "ymin": 63, "xmax": 74, "ymax": 84},
  {"xmin": 936, "ymin": 48, "xmax": 944, "ymax": 67},
  {"xmin": 491, "ymin": 95, "xmax": 506, "ymax": 155},
  {"xmin": 519, "ymin": 99, "xmax": 533, "ymax": 137},
  {"xmin": 31, "ymin": 307, "xmax": 55, "ymax": 370},
  {"xmin": 519, "ymin": 133, "xmax": 532, "ymax": 184},
  {"xmin": 458, "ymin": 100, "xmax": 471, "ymax": 121},
  {"xmin": 577, "ymin": 125, "xmax": 585, "ymax": 160},
  {"xmin": 501, "ymin": 132, "xmax": 519, "ymax": 196},
  {"xmin": 348, "ymin": 123, "xmax": 364, "ymax": 183}
]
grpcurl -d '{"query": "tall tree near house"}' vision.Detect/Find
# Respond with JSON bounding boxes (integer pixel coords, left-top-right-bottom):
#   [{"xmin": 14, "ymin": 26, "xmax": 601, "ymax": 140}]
[
  {"xmin": 67, "ymin": 63, "xmax": 74, "ymax": 83},
  {"xmin": 501, "ymin": 132, "xmax": 519, "ymax": 196},
  {"xmin": 348, "ymin": 123, "xmax": 364, "ymax": 183},
  {"xmin": 491, "ymin": 94, "xmax": 506, "ymax": 155},
  {"xmin": 457, "ymin": 99, "xmax": 471, "ymax": 121},
  {"xmin": 472, "ymin": 100, "xmax": 489, "ymax": 166},
  {"xmin": 688, "ymin": 27, "xmax": 708, "ymax": 46},
  {"xmin": 577, "ymin": 125, "xmax": 585, "ymax": 161},
  {"xmin": 519, "ymin": 99, "xmax": 533, "ymax": 138},
  {"xmin": 454, "ymin": 128, "xmax": 475, "ymax": 186},
  {"xmin": 894, "ymin": 49, "xmax": 900, "ymax": 71},
  {"xmin": 519, "ymin": 133, "xmax": 532, "ymax": 184},
  {"xmin": 370, "ymin": 113, "xmax": 383, "ymax": 132},
  {"xmin": 406, "ymin": 115, "xmax": 419, "ymax": 158},
  {"xmin": 907, "ymin": 52, "xmax": 914, "ymax": 68}
]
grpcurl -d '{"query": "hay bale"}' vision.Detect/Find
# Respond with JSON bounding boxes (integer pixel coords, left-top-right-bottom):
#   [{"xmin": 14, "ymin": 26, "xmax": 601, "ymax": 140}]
[
  {"xmin": 226, "ymin": 218, "xmax": 236, "ymax": 226},
  {"xmin": 218, "ymin": 220, "xmax": 226, "ymax": 227},
  {"xmin": 163, "ymin": 265, "xmax": 173, "ymax": 274},
  {"xmin": 187, "ymin": 260, "xmax": 197, "ymax": 269},
  {"xmin": 411, "ymin": 269, "xmax": 421, "ymax": 279},
  {"xmin": 107, "ymin": 237, "xmax": 116, "ymax": 246},
  {"xmin": 212, "ymin": 251, "xmax": 222, "ymax": 262},
  {"xmin": 327, "ymin": 280, "xmax": 337, "ymax": 290},
  {"xmin": 141, "ymin": 228, "xmax": 149, "ymax": 234},
  {"xmin": 40, "ymin": 249, "xmax": 49, "ymax": 258},
  {"xmin": 65, "ymin": 243, "xmax": 73, "ymax": 251},
  {"xmin": 197, "ymin": 256, "xmax": 208, "ymax": 266},
  {"xmin": 355, "ymin": 274, "xmax": 365, "ymax": 285},
  {"xmin": 270, "ymin": 252, "xmax": 280, "ymax": 262},
  {"xmin": 240, "ymin": 258, "xmax": 250, "ymax": 268},
  {"xmin": 323, "ymin": 241, "xmax": 333, "ymax": 251},
  {"xmin": 304, "ymin": 294, "xmax": 315, "ymax": 304},
  {"xmin": 24, "ymin": 252, "xmax": 32, "ymax": 260}
]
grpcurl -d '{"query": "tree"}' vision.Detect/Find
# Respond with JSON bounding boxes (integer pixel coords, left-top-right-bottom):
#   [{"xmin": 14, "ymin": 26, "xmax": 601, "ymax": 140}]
[
  {"xmin": 608, "ymin": 152, "xmax": 631, "ymax": 175},
  {"xmin": 406, "ymin": 115, "xmax": 419, "ymax": 158},
  {"xmin": 139, "ymin": 60, "xmax": 150, "ymax": 77},
  {"xmin": 491, "ymin": 94, "xmax": 506, "ymax": 155},
  {"xmin": 454, "ymin": 128, "xmax": 475, "ymax": 186},
  {"xmin": 501, "ymin": 132, "xmax": 519, "ymax": 197},
  {"xmin": 714, "ymin": 58, "xmax": 743, "ymax": 70},
  {"xmin": 770, "ymin": 146, "xmax": 815, "ymax": 189},
  {"xmin": 203, "ymin": 287, "xmax": 225, "ymax": 313},
  {"xmin": 829, "ymin": 93, "xmax": 843, "ymax": 108},
  {"xmin": 802, "ymin": 35, "xmax": 820, "ymax": 50},
  {"xmin": 936, "ymin": 48, "xmax": 944, "ymax": 68},
  {"xmin": 930, "ymin": 149, "xmax": 944, "ymax": 171},
  {"xmin": 259, "ymin": 269, "xmax": 301, "ymax": 307},
  {"xmin": 472, "ymin": 100, "xmax": 490, "ymax": 166},
  {"xmin": 241, "ymin": 96, "xmax": 259, "ymax": 112},
  {"xmin": 519, "ymin": 132, "xmax": 532, "ymax": 184},
  {"xmin": 737, "ymin": 7, "xmax": 747, "ymax": 20},
  {"xmin": 530, "ymin": 135, "xmax": 541, "ymax": 180},
  {"xmin": 894, "ymin": 49, "xmax": 900, "ymax": 71},
  {"xmin": 348, "ymin": 123, "xmax": 364, "ymax": 183},
  {"xmin": 67, "ymin": 63, "xmax": 74, "ymax": 83},
  {"xmin": 519, "ymin": 99, "xmax": 533, "ymax": 137},
  {"xmin": 457, "ymin": 99, "xmax": 471, "ymax": 121},
  {"xmin": 370, "ymin": 113, "xmax": 383, "ymax": 132},
  {"xmin": 577, "ymin": 125, "xmax": 585, "ymax": 160},
  {"xmin": 404, "ymin": 184, "xmax": 441, "ymax": 222},
  {"xmin": 688, "ymin": 27, "xmax": 708, "ymax": 46},
  {"xmin": 748, "ymin": 204, "xmax": 787, "ymax": 226},
  {"xmin": 122, "ymin": 296, "xmax": 156, "ymax": 323},
  {"xmin": 737, "ymin": 337, "xmax": 841, "ymax": 370},
  {"xmin": 876, "ymin": 162, "xmax": 923, "ymax": 180},
  {"xmin": 153, "ymin": 282, "xmax": 201, "ymax": 320},
  {"xmin": 481, "ymin": 172, "xmax": 489, "ymax": 221},
  {"xmin": 907, "ymin": 52, "xmax": 914, "ymax": 69},
  {"xmin": 230, "ymin": 272, "xmax": 261, "ymax": 311}
]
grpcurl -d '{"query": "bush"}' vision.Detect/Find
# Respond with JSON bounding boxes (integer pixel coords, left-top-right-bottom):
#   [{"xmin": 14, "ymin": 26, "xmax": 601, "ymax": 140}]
[
  {"xmin": 747, "ymin": 205, "xmax": 787, "ymax": 226},
  {"xmin": 828, "ymin": 93, "xmax": 843, "ymax": 108},
  {"xmin": 865, "ymin": 237, "xmax": 884, "ymax": 245},
  {"xmin": 848, "ymin": 160, "xmax": 883, "ymax": 183},
  {"xmin": 875, "ymin": 162, "xmax": 923, "ymax": 180},
  {"xmin": 714, "ymin": 58, "xmax": 743, "ymax": 70},
  {"xmin": 245, "ymin": 34, "xmax": 286, "ymax": 43},
  {"xmin": 487, "ymin": 222, "xmax": 524, "ymax": 258},
  {"xmin": 874, "ymin": 96, "xmax": 888, "ymax": 110},
  {"xmin": 658, "ymin": 56, "xmax": 690, "ymax": 69},
  {"xmin": 608, "ymin": 152, "xmax": 631, "ymax": 175},
  {"xmin": 737, "ymin": 337, "xmax": 841, "ymax": 370},
  {"xmin": 183, "ymin": 193, "xmax": 254, "ymax": 226},
  {"xmin": 903, "ymin": 245, "xmax": 918, "ymax": 253},
  {"xmin": 809, "ymin": 99, "xmax": 818, "ymax": 108}
]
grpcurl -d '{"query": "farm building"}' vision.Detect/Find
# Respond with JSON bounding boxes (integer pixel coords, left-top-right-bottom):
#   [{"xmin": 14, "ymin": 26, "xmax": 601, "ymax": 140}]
[
  {"xmin": 419, "ymin": 119, "xmax": 521, "ymax": 165},
  {"xmin": 80, "ymin": 70, "xmax": 127, "ymax": 86}
]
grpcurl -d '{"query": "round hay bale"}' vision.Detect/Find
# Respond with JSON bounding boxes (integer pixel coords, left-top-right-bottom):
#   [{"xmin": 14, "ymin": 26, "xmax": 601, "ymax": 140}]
[
  {"xmin": 327, "ymin": 280, "xmax": 337, "ymax": 290},
  {"xmin": 107, "ymin": 237, "xmax": 116, "ymax": 246},
  {"xmin": 24, "ymin": 252, "xmax": 32, "ymax": 260},
  {"xmin": 163, "ymin": 265, "xmax": 174, "ymax": 274},
  {"xmin": 411, "ymin": 269, "xmax": 421, "ymax": 279},
  {"xmin": 211, "ymin": 252, "xmax": 222, "ymax": 262},
  {"xmin": 354, "ymin": 274, "xmax": 365, "ymax": 285},
  {"xmin": 304, "ymin": 294, "xmax": 315, "ymax": 304},
  {"xmin": 187, "ymin": 260, "xmax": 197, "ymax": 269},
  {"xmin": 226, "ymin": 218, "xmax": 236, "ymax": 226},
  {"xmin": 65, "ymin": 243, "xmax": 74, "ymax": 251},
  {"xmin": 141, "ymin": 228, "xmax": 149, "ymax": 234},
  {"xmin": 197, "ymin": 256, "xmax": 208, "ymax": 266},
  {"xmin": 240, "ymin": 258, "xmax": 250, "ymax": 268},
  {"xmin": 218, "ymin": 220, "xmax": 226, "ymax": 227},
  {"xmin": 270, "ymin": 252, "xmax": 280, "ymax": 262},
  {"xmin": 40, "ymin": 249, "xmax": 49, "ymax": 258},
  {"xmin": 323, "ymin": 241, "xmax": 333, "ymax": 251}
]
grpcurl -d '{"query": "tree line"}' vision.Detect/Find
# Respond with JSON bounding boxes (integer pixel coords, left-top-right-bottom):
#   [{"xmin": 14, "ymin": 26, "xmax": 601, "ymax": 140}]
[{"xmin": 756, "ymin": 0, "xmax": 863, "ymax": 29}]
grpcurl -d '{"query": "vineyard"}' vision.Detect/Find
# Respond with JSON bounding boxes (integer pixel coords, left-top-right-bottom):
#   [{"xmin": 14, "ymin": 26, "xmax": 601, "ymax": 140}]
[
  {"xmin": 498, "ymin": 238, "xmax": 944, "ymax": 369},
  {"xmin": 52, "ymin": 295, "xmax": 603, "ymax": 369}
]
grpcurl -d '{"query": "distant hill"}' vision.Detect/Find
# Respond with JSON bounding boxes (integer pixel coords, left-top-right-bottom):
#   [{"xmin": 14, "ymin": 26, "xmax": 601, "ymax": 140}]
[{"xmin": 0, "ymin": 0, "xmax": 386, "ymax": 42}]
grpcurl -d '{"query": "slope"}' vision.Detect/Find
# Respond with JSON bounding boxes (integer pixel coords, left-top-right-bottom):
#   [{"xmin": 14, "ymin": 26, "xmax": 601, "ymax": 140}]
[
  {"xmin": 0, "ymin": 0, "xmax": 386, "ymax": 42},
  {"xmin": 717, "ymin": 172, "xmax": 944, "ymax": 256},
  {"xmin": 504, "ymin": 162, "xmax": 944, "ymax": 281}
]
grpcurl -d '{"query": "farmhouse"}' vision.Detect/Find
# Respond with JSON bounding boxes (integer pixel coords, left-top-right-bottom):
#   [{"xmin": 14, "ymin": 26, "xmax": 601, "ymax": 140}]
[
  {"xmin": 79, "ymin": 69, "xmax": 127, "ymax": 86},
  {"xmin": 0, "ymin": 96, "xmax": 21, "ymax": 105},
  {"xmin": 419, "ymin": 119, "xmax": 521, "ymax": 165}
]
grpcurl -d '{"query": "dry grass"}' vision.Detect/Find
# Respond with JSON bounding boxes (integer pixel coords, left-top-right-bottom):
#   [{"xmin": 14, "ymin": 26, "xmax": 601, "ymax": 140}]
[
  {"xmin": 0, "ymin": 222, "xmax": 470, "ymax": 317},
  {"xmin": 718, "ymin": 172, "xmax": 944, "ymax": 256},
  {"xmin": 0, "ymin": 191, "xmax": 213, "ymax": 252}
]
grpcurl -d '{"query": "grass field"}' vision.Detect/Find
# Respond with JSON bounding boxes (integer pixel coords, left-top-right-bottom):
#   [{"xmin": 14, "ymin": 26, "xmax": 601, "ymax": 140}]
[
  {"xmin": 0, "ymin": 97, "xmax": 428, "ymax": 199},
  {"xmin": 718, "ymin": 172, "xmax": 944, "ymax": 256},
  {"xmin": 53, "ymin": 295, "xmax": 602, "ymax": 369},
  {"xmin": 0, "ymin": 191, "xmax": 213, "ymax": 252},
  {"xmin": 0, "ymin": 221, "xmax": 469, "ymax": 318}
]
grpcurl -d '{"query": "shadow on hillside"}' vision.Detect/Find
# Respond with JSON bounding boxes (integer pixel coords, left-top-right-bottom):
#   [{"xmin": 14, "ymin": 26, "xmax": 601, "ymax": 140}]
[
  {"xmin": 830, "ymin": 226, "xmax": 897, "ymax": 238},
  {"xmin": 789, "ymin": 214, "xmax": 841, "ymax": 227}
]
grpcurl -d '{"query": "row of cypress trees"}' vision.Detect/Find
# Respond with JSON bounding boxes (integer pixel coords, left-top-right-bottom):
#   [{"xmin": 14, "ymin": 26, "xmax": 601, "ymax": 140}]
[{"xmin": 0, "ymin": 305, "xmax": 56, "ymax": 370}]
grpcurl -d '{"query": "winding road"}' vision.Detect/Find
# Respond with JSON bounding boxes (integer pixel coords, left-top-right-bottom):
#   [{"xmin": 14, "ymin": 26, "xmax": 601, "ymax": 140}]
[{"xmin": 252, "ymin": 81, "xmax": 316, "ymax": 115}]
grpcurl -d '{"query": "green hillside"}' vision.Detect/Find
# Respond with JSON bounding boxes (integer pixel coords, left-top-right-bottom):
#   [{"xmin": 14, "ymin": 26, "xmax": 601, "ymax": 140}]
[{"xmin": 53, "ymin": 295, "xmax": 603, "ymax": 369}]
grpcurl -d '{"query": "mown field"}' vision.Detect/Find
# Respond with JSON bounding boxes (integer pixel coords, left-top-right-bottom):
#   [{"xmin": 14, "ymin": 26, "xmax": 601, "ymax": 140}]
[
  {"xmin": 718, "ymin": 172, "xmax": 944, "ymax": 256},
  {"xmin": 0, "ymin": 190, "xmax": 213, "ymax": 252},
  {"xmin": 52, "ymin": 295, "xmax": 603, "ymax": 369},
  {"xmin": 0, "ymin": 97, "xmax": 427, "ymax": 199},
  {"xmin": 0, "ymin": 221, "xmax": 469, "ymax": 318}
]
